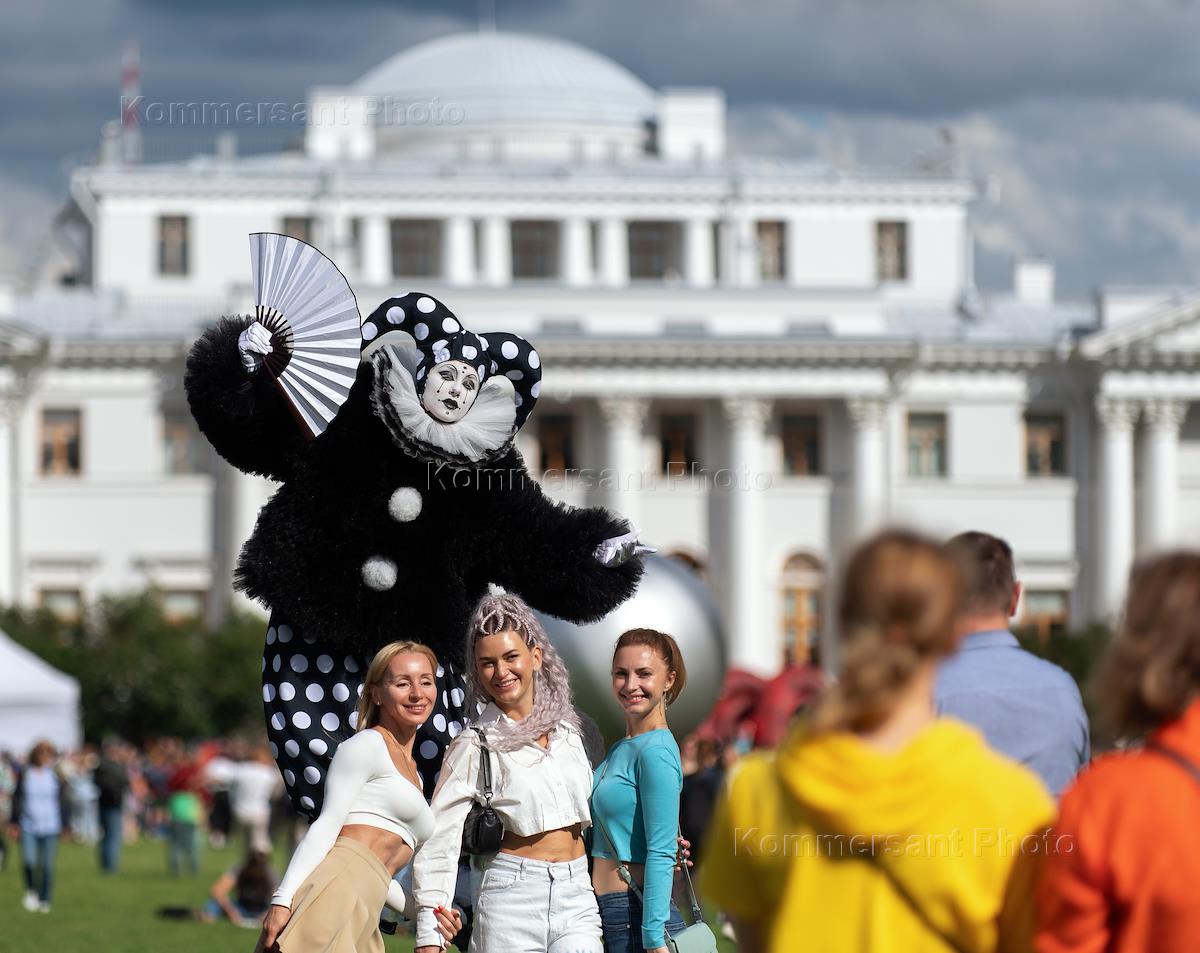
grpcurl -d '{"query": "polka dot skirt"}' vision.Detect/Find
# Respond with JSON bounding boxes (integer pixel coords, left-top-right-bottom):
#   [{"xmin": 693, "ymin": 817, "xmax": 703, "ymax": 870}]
[{"xmin": 261, "ymin": 614, "xmax": 468, "ymax": 817}]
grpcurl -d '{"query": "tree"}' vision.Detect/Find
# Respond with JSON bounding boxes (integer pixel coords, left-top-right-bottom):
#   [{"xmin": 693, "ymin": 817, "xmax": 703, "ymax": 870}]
[{"xmin": 1, "ymin": 592, "xmax": 266, "ymax": 744}]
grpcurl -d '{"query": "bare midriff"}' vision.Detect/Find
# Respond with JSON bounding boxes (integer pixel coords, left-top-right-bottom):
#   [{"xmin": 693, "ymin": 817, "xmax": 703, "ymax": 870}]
[
  {"xmin": 499, "ymin": 822, "xmax": 586, "ymax": 862},
  {"xmin": 338, "ymin": 824, "xmax": 415, "ymax": 876},
  {"xmin": 592, "ymin": 855, "xmax": 646, "ymax": 895}
]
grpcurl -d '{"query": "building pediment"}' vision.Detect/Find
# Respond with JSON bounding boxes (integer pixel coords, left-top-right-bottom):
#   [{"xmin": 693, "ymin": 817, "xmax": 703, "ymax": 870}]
[{"xmin": 1079, "ymin": 288, "xmax": 1200, "ymax": 365}]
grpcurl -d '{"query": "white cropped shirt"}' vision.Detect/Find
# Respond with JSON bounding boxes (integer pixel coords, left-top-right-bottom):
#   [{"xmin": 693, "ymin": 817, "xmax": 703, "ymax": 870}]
[
  {"xmin": 270, "ymin": 729, "xmax": 435, "ymax": 914},
  {"xmin": 410, "ymin": 703, "xmax": 595, "ymax": 948}
]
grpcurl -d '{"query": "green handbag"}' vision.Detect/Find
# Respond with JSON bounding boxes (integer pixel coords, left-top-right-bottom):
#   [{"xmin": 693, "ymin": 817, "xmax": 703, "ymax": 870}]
[{"xmin": 592, "ymin": 762, "xmax": 717, "ymax": 953}]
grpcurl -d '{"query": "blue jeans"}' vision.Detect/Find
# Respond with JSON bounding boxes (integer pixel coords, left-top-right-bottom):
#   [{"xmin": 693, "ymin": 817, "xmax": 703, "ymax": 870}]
[
  {"xmin": 99, "ymin": 806, "xmax": 122, "ymax": 872},
  {"xmin": 168, "ymin": 820, "xmax": 200, "ymax": 875},
  {"xmin": 20, "ymin": 831, "xmax": 58, "ymax": 903},
  {"xmin": 596, "ymin": 889, "xmax": 685, "ymax": 953}
]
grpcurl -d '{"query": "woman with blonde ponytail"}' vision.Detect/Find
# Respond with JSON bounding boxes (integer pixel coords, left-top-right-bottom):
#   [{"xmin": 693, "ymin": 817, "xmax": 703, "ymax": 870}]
[{"xmin": 700, "ymin": 530, "xmax": 1057, "ymax": 953}]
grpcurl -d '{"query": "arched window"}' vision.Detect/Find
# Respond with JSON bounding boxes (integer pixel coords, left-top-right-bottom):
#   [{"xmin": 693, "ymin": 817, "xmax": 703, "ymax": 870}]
[
  {"xmin": 666, "ymin": 550, "xmax": 707, "ymax": 581},
  {"xmin": 781, "ymin": 553, "xmax": 824, "ymax": 666}
]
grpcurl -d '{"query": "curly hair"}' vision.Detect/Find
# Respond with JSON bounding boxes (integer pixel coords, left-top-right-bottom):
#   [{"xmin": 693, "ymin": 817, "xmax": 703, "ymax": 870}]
[
  {"xmin": 1095, "ymin": 551, "xmax": 1200, "ymax": 739},
  {"xmin": 811, "ymin": 530, "xmax": 963, "ymax": 734},
  {"xmin": 464, "ymin": 590, "xmax": 580, "ymax": 752}
]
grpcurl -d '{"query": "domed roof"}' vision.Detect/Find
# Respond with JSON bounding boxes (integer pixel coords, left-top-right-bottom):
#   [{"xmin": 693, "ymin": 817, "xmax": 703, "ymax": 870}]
[{"xmin": 354, "ymin": 32, "xmax": 656, "ymax": 127}]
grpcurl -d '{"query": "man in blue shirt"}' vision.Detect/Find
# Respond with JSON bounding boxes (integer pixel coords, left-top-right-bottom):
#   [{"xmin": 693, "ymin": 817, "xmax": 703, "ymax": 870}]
[{"xmin": 936, "ymin": 531, "xmax": 1089, "ymax": 797}]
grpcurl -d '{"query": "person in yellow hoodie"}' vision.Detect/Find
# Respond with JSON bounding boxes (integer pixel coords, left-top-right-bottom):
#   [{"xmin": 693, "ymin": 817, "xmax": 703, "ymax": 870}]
[{"xmin": 701, "ymin": 530, "xmax": 1057, "ymax": 953}]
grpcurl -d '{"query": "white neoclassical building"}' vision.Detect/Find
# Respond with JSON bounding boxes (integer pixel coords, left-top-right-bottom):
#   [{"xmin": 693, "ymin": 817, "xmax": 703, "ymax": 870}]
[{"xmin": 3, "ymin": 31, "xmax": 1199, "ymax": 675}]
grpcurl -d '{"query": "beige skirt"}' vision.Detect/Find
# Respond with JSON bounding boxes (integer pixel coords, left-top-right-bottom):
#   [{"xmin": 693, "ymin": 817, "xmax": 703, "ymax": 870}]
[{"xmin": 273, "ymin": 837, "xmax": 391, "ymax": 953}]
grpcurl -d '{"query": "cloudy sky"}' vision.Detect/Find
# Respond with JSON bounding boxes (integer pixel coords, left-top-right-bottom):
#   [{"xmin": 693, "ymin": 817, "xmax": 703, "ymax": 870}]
[{"xmin": 3, "ymin": 0, "xmax": 1200, "ymax": 295}]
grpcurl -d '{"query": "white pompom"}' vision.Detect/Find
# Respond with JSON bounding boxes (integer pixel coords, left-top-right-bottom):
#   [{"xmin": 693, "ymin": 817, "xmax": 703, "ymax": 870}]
[
  {"xmin": 388, "ymin": 487, "xmax": 423, "ymax": 522},
  {"xmin": 487, "ymin": 582, "xmax": 507, "ymax": 596},
  {"xmin": 362, "ymin": 556, "xmax": 398, "ymax": 591}
]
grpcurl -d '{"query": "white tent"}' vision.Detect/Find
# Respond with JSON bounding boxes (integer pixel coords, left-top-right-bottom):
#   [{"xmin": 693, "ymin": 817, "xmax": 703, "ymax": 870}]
[{"xmin": 0, "ymin": 629, "xmax": 81, "ymax": 756}]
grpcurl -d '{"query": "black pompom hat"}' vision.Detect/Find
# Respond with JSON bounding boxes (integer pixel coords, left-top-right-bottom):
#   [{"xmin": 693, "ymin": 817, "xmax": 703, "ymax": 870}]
[{"xmin": 361, "ymin": 292, "xmax": 542, "ymax": 430}]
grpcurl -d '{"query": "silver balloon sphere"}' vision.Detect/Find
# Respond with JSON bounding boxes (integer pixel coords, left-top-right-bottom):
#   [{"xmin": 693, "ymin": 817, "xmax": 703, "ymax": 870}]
[{"xmin": 538, "ymin": 554, "xmax": 727, "ymax": 744}]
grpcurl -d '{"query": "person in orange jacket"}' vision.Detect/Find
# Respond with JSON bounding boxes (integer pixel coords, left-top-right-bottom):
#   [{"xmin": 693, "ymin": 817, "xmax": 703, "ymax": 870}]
[{"xmin": 1036, "ymin": 551, "xmax": 1200, "ymax": 953}]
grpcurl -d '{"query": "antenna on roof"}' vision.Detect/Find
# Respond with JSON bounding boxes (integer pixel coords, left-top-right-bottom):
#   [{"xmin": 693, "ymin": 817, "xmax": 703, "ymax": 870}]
[
  {"xmin": 120, "ymin": 39, "xmax": 142, "ymax": 164},
  {"xmin": 478, "ymin": 0, "xmax": 496, "ymax": 33}
]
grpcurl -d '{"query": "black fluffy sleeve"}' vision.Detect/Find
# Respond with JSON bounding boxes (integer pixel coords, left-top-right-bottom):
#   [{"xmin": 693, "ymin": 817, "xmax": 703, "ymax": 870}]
[
  {"xmin": 184, "ymin": 317, "xmax": 308, "ymax": 481},
  {"xmin": 472, "ymin": 455, "xmax": 644, "ymax": 623}
]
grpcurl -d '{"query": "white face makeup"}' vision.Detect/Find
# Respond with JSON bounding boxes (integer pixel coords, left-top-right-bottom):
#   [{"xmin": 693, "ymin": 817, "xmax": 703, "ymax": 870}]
[{"xmin": 420, "ymin": 359, "xmax": 480, "ymax": 423}]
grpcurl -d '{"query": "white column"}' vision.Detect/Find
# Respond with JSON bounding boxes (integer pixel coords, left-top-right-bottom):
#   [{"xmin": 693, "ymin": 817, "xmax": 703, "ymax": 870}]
[
  {"xmin": 847, "ymin": 397, "xmax": 889, "ymax": 540},
  {"xmin": 443, "ymin": 215, "xmax": 475, "ymax": 286},
  {"xmin": 722, "ymin": 397, "xmax": 774, "ymax": 675},
  {"xmin": 360, "ymin": 216, "xmax": 390, "ymax": 285},
  {"xmin": 1096, "ymin": 396, "xmax": 1138, "ymax": 618},
  {"xmin": 785, "ymin": 218, "xmax": 803, "ymax": 286},
  {"xmin": 561, "ymin": 217, "xmax": 592, "ymax": 287},
  {"xmin": 684, "ymin": 218, "xmax": 714, "ymax": 288},
  {"xmin": 598, "ymin": 397, "xmax": 648, "ymax": 525},
  {"xmin": 734, "ymin": 214, "xmax": 759, "ymax": 287},
  {"xmin": 598, "ymin": 218, "xmax": 628, "ymax": 287},
  {"xmin": 1142, "ymin": 398, "xmax": 1186, "ymax": 552},
  {"xmin": 481, "ymin": 216, "xmax": 511, "ymax": 287}
]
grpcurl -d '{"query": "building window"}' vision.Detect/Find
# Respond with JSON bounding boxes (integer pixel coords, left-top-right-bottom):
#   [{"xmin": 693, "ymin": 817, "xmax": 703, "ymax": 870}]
[
  {"xmin": 876, "ymin": 220, "xmax": 908, "ymax": 282},
  {"xmin": 1026, "ymin": 412, "xmax": 1067, "ymax": 476},
  {"xmin": 781, "ymin": 414, "xmax": 822, "ymax": 475},
  {"xmin": 389, "ymin": 219, "xmax": 442, "ymax": 278},
  {"xmin": 157, "ymin": 215, "xmax": 189, "ymax": 276},
  {"xmin": 282, "ymin": 216, "xmax": 314, "ymax": 244},
  {"xmin": 667, "ymin": 550, "xmax": 707, "ymax": 579},
  {"xmin": 162, "ymin": 590, "xmax": 206, "ymax": 624},
  {"xmin": 511, "ymin": 221, "xmax": 560, "ymax": 280},
  {"xmin": 39, "ymin": 589, "xmax": 83, "ymax": 624},
  {"xmin": 757, "ymin": 221, "xmax": 787, "ymax": 282},
  {"xmin": 590, "ymin": 222, "xmax": 600, "ymax": 274},
  {"xmin": 1022, "ymin": 590, "xmax": 1069, "ymax": 643},
  {"xmin": 629, "ymin": 222, "xmax": 681, "ymax": 280},
  {"xmin": 782, "ymin": 553, "xmax": 824, "ymax": 666},
  {"xmin": 907, "ymin": 412, "xmax": 947, "ymax": 478},
  {"xmin": 164, "ymin": 417, "xmax": 199, "ymax": 474},
  {"xmin": 660, "ymin": 413, "xmax": 699, "ymax": 476},
  {"xmin": 538, "ymin": 414, "xmax": 576, "ymax": 475},
  {"xmin": 41, "ymin": 409, "xmax": 82, "ymax": 476}
]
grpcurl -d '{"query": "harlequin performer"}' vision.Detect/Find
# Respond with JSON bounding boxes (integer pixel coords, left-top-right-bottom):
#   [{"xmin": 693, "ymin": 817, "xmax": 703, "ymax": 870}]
[{"xmin": 185, "ymin": 252, "xmax": 647, "ymax": 816}]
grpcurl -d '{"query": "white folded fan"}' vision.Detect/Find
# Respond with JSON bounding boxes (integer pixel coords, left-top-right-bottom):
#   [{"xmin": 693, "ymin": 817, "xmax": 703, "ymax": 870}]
[{"xmin": 248, "ymin": 232, "xmax": 362, "ymax": 439}]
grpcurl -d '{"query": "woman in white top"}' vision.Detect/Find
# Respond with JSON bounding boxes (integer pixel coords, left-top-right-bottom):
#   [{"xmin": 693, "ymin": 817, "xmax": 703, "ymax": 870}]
[
  {"xmin": 412, "ymin": 591, "xmax": 602, "ymax": 953},
  {"xmin": 256, "ymin": 641, "xmax": 461, "ymax": 953}
]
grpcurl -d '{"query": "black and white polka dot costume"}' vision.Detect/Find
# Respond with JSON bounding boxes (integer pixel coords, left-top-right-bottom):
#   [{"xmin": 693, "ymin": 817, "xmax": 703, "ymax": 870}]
[
  {"xmin": 184, "ymin": 279, "xmax": 644, "ymax": 823},
  {"xmin": 261, "ymin": 617, "xmax": 467, "ymax": 807}
]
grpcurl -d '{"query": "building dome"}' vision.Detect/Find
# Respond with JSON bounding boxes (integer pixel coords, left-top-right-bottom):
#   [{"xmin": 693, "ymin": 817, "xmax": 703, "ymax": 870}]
[{"xmin": 354, "ymin": 31, "xmax": 656, "ymax": 129}]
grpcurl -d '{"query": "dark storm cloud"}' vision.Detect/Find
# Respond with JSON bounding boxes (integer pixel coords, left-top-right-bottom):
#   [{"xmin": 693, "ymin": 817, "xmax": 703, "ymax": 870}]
[{"xmin": 3, "ymin": 0, "xmax": 1200, "ymax": 292}]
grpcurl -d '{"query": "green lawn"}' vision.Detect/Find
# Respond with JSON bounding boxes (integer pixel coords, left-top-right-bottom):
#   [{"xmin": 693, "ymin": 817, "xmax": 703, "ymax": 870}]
[
  {"xmin": 1, "ymin": 836, "xmax": 417, "ymax": 953},
  {"xmin": 2, "ymin": 837, "xmax": 736, "ymax": 953}
]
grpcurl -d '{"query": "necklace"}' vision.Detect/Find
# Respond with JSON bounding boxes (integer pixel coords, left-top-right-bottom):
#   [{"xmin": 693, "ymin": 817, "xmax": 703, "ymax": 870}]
[{"xmin": 377, "ymin": 726, "xmax": 421, "ymax": 788}]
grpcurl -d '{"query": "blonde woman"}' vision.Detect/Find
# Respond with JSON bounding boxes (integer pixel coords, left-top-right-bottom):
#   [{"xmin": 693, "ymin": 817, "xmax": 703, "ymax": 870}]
[
  {"xmin": 412, "ymin": 591, "xmax": 602, "ymax": 953},
  {"xmin": 256, "ymin": 641, "xmax": 460, "ymax": 953}
]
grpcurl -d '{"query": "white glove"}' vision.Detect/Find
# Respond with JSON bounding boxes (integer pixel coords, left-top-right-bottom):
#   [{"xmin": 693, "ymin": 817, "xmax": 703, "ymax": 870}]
[
  {"xmin": 594, "ymin": 531, "xmax": 656, "ymax": 568},
  {"xmin": 238, "ymin": 321, "xmax": 274, "ymax": 373}
]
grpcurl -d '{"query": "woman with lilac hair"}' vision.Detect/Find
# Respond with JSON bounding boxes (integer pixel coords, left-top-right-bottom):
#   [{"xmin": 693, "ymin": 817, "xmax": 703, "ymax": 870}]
[{"xmin": 411, "ymin": 589, "xmax": 603, "ymax": 953}]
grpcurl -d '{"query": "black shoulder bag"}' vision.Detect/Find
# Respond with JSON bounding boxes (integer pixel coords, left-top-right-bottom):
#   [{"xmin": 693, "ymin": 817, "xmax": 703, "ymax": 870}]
[{"xmin": 461, "ymin": 732, "xmax": 505, "ymax": 856}]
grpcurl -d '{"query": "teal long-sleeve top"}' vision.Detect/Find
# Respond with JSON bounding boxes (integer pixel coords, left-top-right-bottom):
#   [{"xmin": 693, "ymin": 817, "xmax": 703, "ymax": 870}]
[{"xmin": 590, "ymin": 729, "xmax": 683, "ymax": 949}]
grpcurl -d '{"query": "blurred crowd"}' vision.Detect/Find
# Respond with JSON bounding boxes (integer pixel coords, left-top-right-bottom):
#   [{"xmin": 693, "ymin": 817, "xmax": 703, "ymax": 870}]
[{"xmin": 1, "ymin": 735, "xmax": 307, "ymax": 917}]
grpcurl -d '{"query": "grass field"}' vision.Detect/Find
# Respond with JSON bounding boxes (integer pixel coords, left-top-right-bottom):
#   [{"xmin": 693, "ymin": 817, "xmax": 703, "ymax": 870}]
[
  {"xmin": 2, "ymin": 837, "xmax": 737, "ymax": 953},
  {"xmin": 1, "ymin": 836, "xmax": 417, "ymax": 953}
]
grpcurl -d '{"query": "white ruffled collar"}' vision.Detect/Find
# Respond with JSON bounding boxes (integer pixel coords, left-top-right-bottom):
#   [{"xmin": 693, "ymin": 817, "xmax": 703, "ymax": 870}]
[{"xmin": 371, "ymin": 345, "xmax": 517, "ymax": 465}]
